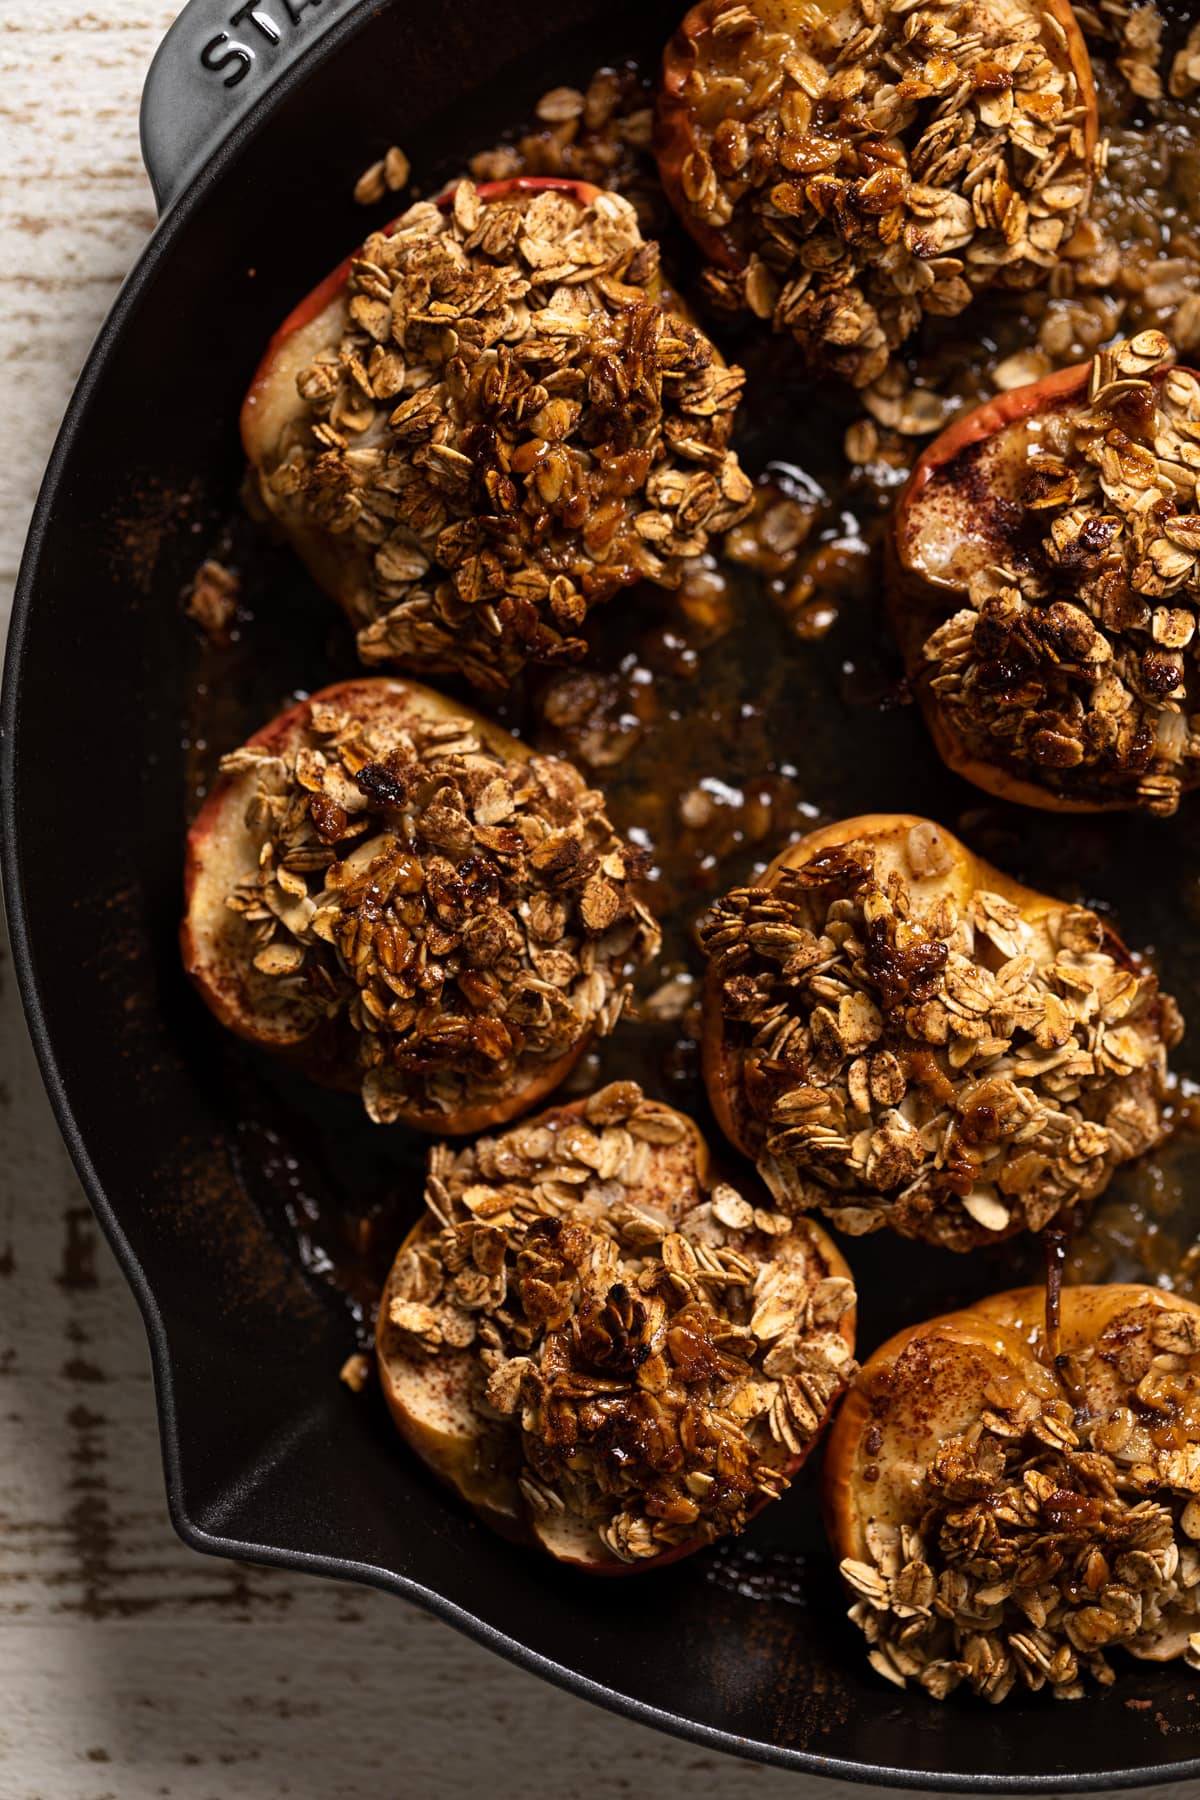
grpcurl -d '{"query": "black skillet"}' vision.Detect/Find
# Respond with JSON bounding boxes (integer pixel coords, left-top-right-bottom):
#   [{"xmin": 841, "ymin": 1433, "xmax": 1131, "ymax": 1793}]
[{"xmin": 5, "ymin": 0, "xmax": 1200, "ymax": 1786}]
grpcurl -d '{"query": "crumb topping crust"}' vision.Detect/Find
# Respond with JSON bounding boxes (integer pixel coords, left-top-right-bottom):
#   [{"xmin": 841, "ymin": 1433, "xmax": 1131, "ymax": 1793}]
[
  {"xmin": 264, "ymin": 180, "xmax": 752, "ymax": 688},
  {"xmin": 700, "ymin": 823, "xmax": 1178, "ymax": 1249},
  {"xmin": 921, "ymin": 333, "xmax": 1200, "ymax": 813},
  {"xmin": 383, "ymin": 1085, "xmax": 857, "ymax": 1559},
  {"xmin": 844, "ymin": 1301, "xmax": 1200, "ymax": 1700}
]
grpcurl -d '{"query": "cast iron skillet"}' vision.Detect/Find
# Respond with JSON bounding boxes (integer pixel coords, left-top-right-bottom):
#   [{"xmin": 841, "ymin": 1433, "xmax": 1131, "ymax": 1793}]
[{"xmin": 5, "ymin": 0, "xmax": 1200, "ymax": 1786}]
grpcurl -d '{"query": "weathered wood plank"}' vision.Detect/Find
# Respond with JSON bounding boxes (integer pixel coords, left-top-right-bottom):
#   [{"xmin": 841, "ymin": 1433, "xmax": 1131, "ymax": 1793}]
[{"xmin": 0, "ymin": 3, "xmax": 171, "ymax": 590}]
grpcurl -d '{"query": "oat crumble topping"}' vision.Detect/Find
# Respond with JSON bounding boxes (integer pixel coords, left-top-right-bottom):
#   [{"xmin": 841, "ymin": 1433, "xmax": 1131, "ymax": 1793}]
[
  {"xmin": 661, "ymin": 0, "xmax": 1098, "ymax": 386},
  {"xmin": 339, "ymin": 1351, "xmax": 372, "ymax": 1392},
  {"xmin": 700, "ymin": 823, "xmax": 1179, "ymax": 1250},
  {"xmin": 843, "ymin": 1301, "xmax": 1200, "ymax": 1701},
  {"xmin": 354, "ymin": 145, "xmax": 411, "ymax": 205},
  {"xmin": 382, "ymin": 1084, "xmax": 857, "ymax": 1560},
  {"xmin": 262, "ymin": 179, "xmax": 752, "ymax": 690},
  {"xmin": 222, "ymin": 695, "xmax": 659, "ymax": 1124},
  {"xmin": 184, "ymin": 558, "xmax": 239, "ymax": 645},
  {"xmin": 1169, "ymin": 18, "xmax": 1200, "ymax": 98},
  {"xmin": 920, "ymin": 333, "xmax": 1200, "ymax": 813}
]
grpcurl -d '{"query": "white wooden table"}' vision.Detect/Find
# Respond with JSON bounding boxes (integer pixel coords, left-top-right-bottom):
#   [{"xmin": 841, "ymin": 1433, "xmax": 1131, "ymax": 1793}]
[{"xmin": 0, "ymin": 7, "xmax": 1196, "ymax": 1796}]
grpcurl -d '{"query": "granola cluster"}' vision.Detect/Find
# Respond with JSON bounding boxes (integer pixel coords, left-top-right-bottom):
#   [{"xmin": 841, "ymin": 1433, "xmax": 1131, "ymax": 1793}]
[
  {"xmin": 466, "ymin": 66, "xmax": 664, "ymax": 227},
  {"xmin": 382, "ymin": 1085, "xmax": 856, "ymax": 1561},
  {"xmin": 921, "ymin": 334, "xmax": 1200, "ymax": 813},
  {"xmin": 222, "ymin": 696, "xmax": 659, "ymax": 1124},
  {"xmin": 843, "ymin": 1302, "xmax": 1200, "ymax": 1701},
  {"xmin": 661, "ymin": 0, "xmax": 1097, "ymax": 385},
  {"xmin": 700, "ymin": 824, "xmax": 1179, "ymax": 1250},
  {"xmin": 261, "ymin": 180, "xmax": 752, "ymax": 690}
]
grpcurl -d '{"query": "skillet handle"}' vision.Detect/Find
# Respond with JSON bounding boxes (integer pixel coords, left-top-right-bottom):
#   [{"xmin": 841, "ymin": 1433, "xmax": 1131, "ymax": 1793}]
[{"xmin": 140, "ymin": 0, "xmax": 363, "ymax": 212}]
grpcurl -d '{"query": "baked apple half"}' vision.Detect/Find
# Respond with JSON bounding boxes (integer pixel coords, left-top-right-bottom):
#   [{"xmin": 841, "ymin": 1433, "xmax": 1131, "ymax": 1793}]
[
  {"xmin": 824, "ymin": 1283, "xmax": 1200, "ymax": 1701},
  {"xmin": 699, "ymin": 813, "xmax": 1180, "ymax": 1251},
  {"xmin": 376, "ymin": 1084, "xmax": 858, "ymax": 1567},
  {"xmin": 656, "ymin": 0, "xmax": 1098, "ymax": 385},
  {"xmin": 892, "ymin": 332, "xmax": 1200, "ymax": 814},
  {"xmin": 182, "ymin": 678, "xmax": 659, "ymax": 1134},
  {"xmin": 242, "ymin": 176, "xmax": 752, "ymax": 692}
]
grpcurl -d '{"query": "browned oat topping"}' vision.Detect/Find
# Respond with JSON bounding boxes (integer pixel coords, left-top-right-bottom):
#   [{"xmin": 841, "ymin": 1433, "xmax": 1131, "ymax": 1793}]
[
  {"xmin": 353, "ymin": 145, "xmax": 412, "ymax": 205},
  {"xmin": 384, "ymin": 1084, "xmax": 856, "ymax": 1560},
  {"xmin": 338, "ymin": 1351, "xmax": 372, "ymax": 1393},
  {"xmin": 222, "ymin": 699, "xmax": 659, "ymax": 1124},
  {"xmin": 184, "ymin": 558, "xmax": 240, "ymax": 645},
  {"xmin": 848, "ymin": 10, "xmax": 1200, "ymax": 409},
  {"xmin": 843, "ymin": 1302, "xmax": 1200, "ymax": 1701},
  {"xmin": 1113, "ymin": 0, "xmax": 1166, "ymax": 99},
  {"xmin": 922, "ymin": 333, "xmax": 1200, "ymax": 814},
  {"xmin": 664, "ymin": 0, "xmax": 1098, "ymax": 387},
  {"xmin": 700, "ymin": 824, "xmax": 1179, "ymax": 1250},
  {"xmin": 265, "ymin": 180, "xmax": 752, "ymax": 690}
]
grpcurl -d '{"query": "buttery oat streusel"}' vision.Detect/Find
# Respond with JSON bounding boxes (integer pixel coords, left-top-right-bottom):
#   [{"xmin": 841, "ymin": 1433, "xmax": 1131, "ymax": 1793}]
[
  {"xmin": 377, "ymin": 1084, "xmax": 857, "ymax": 1563},
  {"xmin": 700, "ymin": 817, "xmax": 1180, "ymax": 1251},
  {"xmin": 199, "ymin": 683, "xmax": 659, "ymax": 1127},
  {"xmin": 900, "ymin": 332, "xmax": 1200, "ymax": 814},
  {"xmin": 657, "ymin": 0, "xmax": 1099, "ymax": 385},
  {"xmin": 248, "ymin": 178, "xmax": 753, "ymax": 690},
  {"xmin": 830, "ymin": 1288, "xmax": 1200, "ymax": 1701}
]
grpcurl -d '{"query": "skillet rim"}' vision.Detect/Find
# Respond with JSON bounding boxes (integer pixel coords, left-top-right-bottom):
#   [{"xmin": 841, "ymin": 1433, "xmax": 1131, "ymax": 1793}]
[{"xmin": 3, "ymin": 7, "xmax": 1200, "ymax": 1788}]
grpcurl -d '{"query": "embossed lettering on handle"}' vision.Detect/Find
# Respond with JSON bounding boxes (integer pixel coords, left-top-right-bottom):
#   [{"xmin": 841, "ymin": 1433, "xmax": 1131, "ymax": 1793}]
[{"xmin": 140, "ymin": 0, "xmax": 363, "ymax": 213}]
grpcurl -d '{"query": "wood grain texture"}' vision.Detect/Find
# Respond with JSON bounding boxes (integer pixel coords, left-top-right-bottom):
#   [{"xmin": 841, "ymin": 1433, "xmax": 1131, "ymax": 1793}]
[{"xmin": 0, "ymin": 6, "xmax": 1196, "ymax": 1797}]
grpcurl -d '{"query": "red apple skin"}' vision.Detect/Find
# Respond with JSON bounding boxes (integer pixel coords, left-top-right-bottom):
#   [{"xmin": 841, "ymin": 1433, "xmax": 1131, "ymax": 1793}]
[
  {"xmin": 181, "ymin": 676, "xmax": 592, "ymax": 1135},
  {"xmin": 890, "ymin": 361, "xmax": 1200, "ymax": 813},
  {"xmin": 377, "ymin": 1096, "xmax": 857, "ymax": 1573}
]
